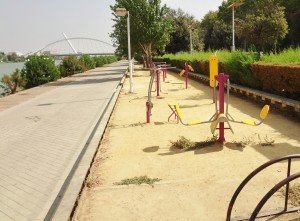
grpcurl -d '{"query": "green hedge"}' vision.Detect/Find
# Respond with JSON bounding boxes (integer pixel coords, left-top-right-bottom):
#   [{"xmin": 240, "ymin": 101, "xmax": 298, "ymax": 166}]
[
  {"xmin": 250, "ymin": 64, "xmax": 300, "ymax": 100},
  {"xmin": 21, "ymin": 55, "xmax": 60, "ymax": 89},
  {"xmin": 155, "ymin": 50, "xmax": 300, "ymax": 101}
]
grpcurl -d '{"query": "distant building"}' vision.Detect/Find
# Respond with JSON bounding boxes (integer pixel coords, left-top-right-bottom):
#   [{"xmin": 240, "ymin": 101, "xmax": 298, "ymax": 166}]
[
  {"xmin": 7, "ymin": 51, "xmax": 24, "ymax": 57},
  {"xmin": 43, "ymin": 51, "xmax": 58, "ymax": 55}
]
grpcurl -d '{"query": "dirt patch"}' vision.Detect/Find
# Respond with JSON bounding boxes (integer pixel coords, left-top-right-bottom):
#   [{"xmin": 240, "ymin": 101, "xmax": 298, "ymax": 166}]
[{"xmin": 72, "ymin": 65, "xmax": 300, "ymax": 221}]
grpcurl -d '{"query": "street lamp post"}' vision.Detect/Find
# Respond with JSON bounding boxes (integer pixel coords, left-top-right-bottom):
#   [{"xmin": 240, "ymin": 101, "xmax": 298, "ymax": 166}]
[
  {"xmin": 116, "ymin": 8, "xmax": 133, "ymax": 93},
  {"xmin": 189, "ymin": 28, "xmax": 193, "ymax": 54},
  {"xmin": 228, "ymin": 2, "xmax": 243, "ymax": 51}
]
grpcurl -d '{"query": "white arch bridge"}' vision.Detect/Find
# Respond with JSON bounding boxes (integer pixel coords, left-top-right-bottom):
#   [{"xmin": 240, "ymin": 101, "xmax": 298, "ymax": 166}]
[{"xmin": 27, "ymin": 37, "xmax": 116, "ymax": 57}]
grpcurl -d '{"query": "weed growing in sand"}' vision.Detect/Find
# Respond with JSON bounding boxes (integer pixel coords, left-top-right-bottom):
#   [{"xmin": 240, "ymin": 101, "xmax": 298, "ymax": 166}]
[
  {"xmin": 229, "ymin": 134, "xmax": 275, "ymax": 148},
  {"xmin": 279, "ymin": 183, "xmax": 300, "ymax": 206},
  {"xmin": 114, "ymin": 176, "xmax": 161, "ymax": 186},
  {"xmin": 170, "ymin": 136, "xmax": 216, "ymax": 151},
  {"xmin": 258, "ymin": 134, "xmax": 275, "ymax": 146},
  {"xmin": 231, "ymin": 136, "xmax": 253, "ymax": 147}
]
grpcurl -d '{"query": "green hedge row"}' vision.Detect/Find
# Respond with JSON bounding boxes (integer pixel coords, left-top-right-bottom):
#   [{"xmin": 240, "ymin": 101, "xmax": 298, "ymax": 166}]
[
  {"xmin": 1, "ymin": 55, "xmax": 118, "ymax": 95},
  {"xmin": 60, "ymin": 55, "xmax": 118, "ymax": 77},
  {"xmin": 155, "ymin": 52, "xmax": 300, "ymax": 101}
]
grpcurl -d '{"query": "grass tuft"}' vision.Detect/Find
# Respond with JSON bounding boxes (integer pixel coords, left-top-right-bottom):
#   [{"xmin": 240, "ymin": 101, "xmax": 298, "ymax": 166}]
[
  {"xmin": 258, "ymin": 134, "xmax": 275, "ymax": 146},
  {"xmin": 114, "ymin": 176, "xmax": 161, "ymax": 186},
  {"xmin": 170, "ymin": 136, "xmax": 216, "ymax": 151}
]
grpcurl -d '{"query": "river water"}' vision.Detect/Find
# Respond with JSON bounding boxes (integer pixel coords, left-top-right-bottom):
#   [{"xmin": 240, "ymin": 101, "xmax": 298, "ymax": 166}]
[
  {"xmin": 0, "ymin": 62, "xmax": 25, "ymax": 95},
  {"xmin": 0, "ymin": 61, "xmax": 61, "ymax": 95},
  {"xmin": 0, "ymin": 62, "xmax": 25, "ymax": 78}
]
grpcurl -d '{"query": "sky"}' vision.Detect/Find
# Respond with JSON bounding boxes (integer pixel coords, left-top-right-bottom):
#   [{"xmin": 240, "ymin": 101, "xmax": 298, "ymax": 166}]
[{"xmin": 0, "ymin": 0, "xmax": 223, "ymax": 54}]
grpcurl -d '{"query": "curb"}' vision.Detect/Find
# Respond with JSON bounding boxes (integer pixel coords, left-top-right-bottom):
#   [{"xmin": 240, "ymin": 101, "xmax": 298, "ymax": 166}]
[{"xmin": 46, "ymin": 68, "xmax": 127, "ymax": 221}]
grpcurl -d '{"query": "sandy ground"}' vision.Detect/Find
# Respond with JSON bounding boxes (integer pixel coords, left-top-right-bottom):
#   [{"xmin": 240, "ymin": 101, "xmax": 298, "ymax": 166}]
[{"xmin": 72, "ymin": 65, "xmax": 300, "ymax": 221}]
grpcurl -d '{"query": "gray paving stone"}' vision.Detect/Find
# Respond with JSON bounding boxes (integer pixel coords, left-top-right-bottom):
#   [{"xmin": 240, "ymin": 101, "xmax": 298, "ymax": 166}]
[{"xmin": 0, "ymin": 61, "xmax": 128, "ymax": 220}]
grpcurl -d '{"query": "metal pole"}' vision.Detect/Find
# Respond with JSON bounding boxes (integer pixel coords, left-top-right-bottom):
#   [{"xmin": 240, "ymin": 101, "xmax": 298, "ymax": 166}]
[
  {"xmin": 190, "ymin": 29, "xmax": 193, "ymax": 54},
  {"xmin": 284, "ymin": 158, "xmax": 291, "ymax": 211},
  {"xmin": 156, "ymin": 69, "xmax": 160, "ymax": 96},
  {"xmin": 185, "ymin": 62, "xmax": 188, "ymax": 89},
  {"xmin": 215, "ymin": 73, "xmax": 229, "ymax": 143},
  {"xmin": 127, "ymin": 11, "xmax": 133, "ymax": 93},
  {"xmin": 62, "ymin": 33, "xmax": 78, "ymax": 54},
  {"xmin": 232, "ymin": 7, "xmax": 235, "ymax": 51}
]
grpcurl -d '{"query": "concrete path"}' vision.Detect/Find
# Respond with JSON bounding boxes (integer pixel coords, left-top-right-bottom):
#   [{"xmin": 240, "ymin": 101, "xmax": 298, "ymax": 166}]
[{"xmin": 0, "ymin": 61, "xmax": 128, "ymax": 221}]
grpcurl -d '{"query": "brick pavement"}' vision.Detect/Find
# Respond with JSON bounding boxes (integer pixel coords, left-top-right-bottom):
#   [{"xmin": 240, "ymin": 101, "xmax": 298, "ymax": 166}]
[{"xmin": 0, "ymin": 61, "xmax": 128, "ymax": 221}]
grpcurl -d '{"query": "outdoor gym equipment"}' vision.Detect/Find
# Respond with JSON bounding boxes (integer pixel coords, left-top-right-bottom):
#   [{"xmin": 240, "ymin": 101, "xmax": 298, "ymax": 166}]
[
  {"xmin": 209, "ymin": 53, "xmax": 218, "ymax": 103},
  {"xmin": 153, "ymin": 62, "xmax": 168, "ymax": 82},
  {"xmin": 146, "ymin": 63, "xmax": 174, "ymax": 123},
  {"xmin": 224, "ymin": 79, "xmax": 270, "ymax": 126},
  {"xmin": 168, "ymin": 102, "xmax": 204, "ymax": 125},
  {"xmin": 146, "ymin": 67, "xmax": 156, "ymax": 123},
  {"xmin": 226, "ymin": 154, "xmax": 300, "ymax": 221},
  {"xmin": 210, "ymin": 73, "xmax": 234, "ymax": 142},
  {"xmin": 169, "ymin": 71, "xmax": 269, "ymax": 143},
  {"xmin": 178, "ymin": 62, "xmax": 194, "ymax": 89},
  {"xmin": 168, "ymin": 73, "xmax": 233, "ymax": 142}
]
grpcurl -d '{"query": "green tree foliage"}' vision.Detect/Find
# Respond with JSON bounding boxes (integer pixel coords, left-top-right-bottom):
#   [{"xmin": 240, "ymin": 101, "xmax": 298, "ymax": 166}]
[
  {"xmin": 1, "ymin": 68, "xmax": 26, "ymax": 95},
  {"xmin": 235, "ymin": 0, "xmax": 288, "ymax": 52},
  {"xmin": 59, "ymin": 56, "xmax": 86, "ymax": 77},
  {"xmin": 79, "ymin": 55, "xmax": 96, "ymax": 70},
  {"xmin": 224, "ymin": 51, "xmax": 259, "ymax": 87},
  {"xmin": 93, "ymin": 56, "xmax": 118, "ymax": 67},
  {"xmin": 110, "ymin": 0, "xmax": 174, "ymax": 67},
  {"xmin": 6, "ymin": 52, "xmax": 18, "ymax": 62},
  {"xmin": 277, "ymin": 0, "xmax": 300, "ymax": 47},
  {"xmin": 0, "ymin": 52, "xmax": 5, "ymax": 62},
  {"xmin": 165, "ymin": 9, "xmax": 203, "ymax": 53},
  {"xmin": 21, "ymin": 55, "xmax": 60, "ymax": 88},
  {"xmin": 200, "ymin": 10, "xmax": 232, "ymax": 51},
  {"xmin": 93, "ymin": 56, "xmax": 107, "ymax": 67}
]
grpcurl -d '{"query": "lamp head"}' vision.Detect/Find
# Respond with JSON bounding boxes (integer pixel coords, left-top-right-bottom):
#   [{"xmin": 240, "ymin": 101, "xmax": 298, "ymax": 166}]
[{"xmin": 116, "ymin": 8, "xmax": 128, "ymax": 16}]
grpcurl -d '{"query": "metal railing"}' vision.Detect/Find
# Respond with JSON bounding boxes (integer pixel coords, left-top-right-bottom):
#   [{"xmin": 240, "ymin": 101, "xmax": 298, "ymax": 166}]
[{"xmin": 226, "ymin": 154, "xmax": 300, "ymax": 221}]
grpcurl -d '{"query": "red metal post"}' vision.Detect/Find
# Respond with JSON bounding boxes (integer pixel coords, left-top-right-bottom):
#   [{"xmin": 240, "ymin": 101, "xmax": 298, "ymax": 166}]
[
  {"xmin": 146, "ymin": 101, "xmax": 150, "ymax": 123},
  {"xmin": 156, "ymin": 69, "xmax": 160, "ymax": 96},
  {"xmin": 163, "ymin": 63, "xmax": 167, "ymax": 81},
  {"xmin": 185, "ymin": 62, "xmax": 188, "ymax": 89},
  {"xmin": 215, "ymin": 73, "xmax": 229, "ymax": 143}
]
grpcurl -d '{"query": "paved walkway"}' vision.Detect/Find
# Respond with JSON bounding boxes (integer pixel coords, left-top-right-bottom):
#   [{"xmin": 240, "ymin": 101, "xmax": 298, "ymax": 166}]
[{"xmin": 0, "ymin": 61, "xmax": 128, "ymax": 221}]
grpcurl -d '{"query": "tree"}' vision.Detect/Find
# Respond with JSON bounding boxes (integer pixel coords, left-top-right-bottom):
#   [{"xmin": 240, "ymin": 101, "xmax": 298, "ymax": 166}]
[
  {"xmin": 7, "ymin": 52, "xmax": 18, "ymax": 62},
  {"xmin": 1, "ymin": 68, "xmax": 26, "ymax": 94},
  {"xmin": 0, "ymin": 52, "xmax": 5, "ymax": 62},
  {"xmin": 21, "ymin": 55, "xmax": 60, "ymax": 88},
  {"xmin": 235, "ymin": 0, "xmax": 288, "ymax": 52},
  {"xmin": 110, "ymin": 0, "xmax": 174, "ymax": 67},
  {"xmin": 277, "ymin": 0, "xmax": 300, "ymax": 47},
  {"xmin": 165, "ymin": 9, "xmax": 203, "ymax": 54},
  {"xmin": 200, "ymin": 10, "xmax": 231, "ymax": 51}
]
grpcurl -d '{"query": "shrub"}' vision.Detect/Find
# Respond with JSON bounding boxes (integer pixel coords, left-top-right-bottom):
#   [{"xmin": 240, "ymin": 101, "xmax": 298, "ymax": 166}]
[
  {"xmin": 21, "ymin": 55, "xmax": 60, "ymax": 89},
  {"xmin": 79, "ymin": 55, "xmax": 95, "ymax": 70},
  {"xmin": 93, "ymin": 56, "xmax": 107, "ymax": 67},
  {"xmin": 260, "ymin": 47, "xmax": 300, "ymax": 65},
  {"xmin": 106, "ymin": 55, "xmax": 118, "ymax": 63},
  {"xmin": 224, "ymin": 51, "xmax": 259, "ymax": 88},
  {"xmin": 59, "ymin": 56, "xmax": 86, "ymax": 77}
]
